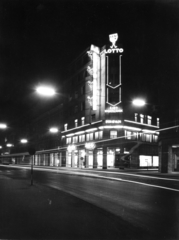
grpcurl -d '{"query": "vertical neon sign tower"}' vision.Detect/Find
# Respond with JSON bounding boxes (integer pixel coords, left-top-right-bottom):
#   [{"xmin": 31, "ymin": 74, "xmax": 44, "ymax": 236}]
[{"xmin": 100, "ymin": 33, "xmax": 124, "ymax": 120}]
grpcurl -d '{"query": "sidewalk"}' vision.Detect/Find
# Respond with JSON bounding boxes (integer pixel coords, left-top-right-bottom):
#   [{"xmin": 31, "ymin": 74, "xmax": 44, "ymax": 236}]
[{"xmin": 0, "ymin": 173, "xmax": 148, "ymax": 240}]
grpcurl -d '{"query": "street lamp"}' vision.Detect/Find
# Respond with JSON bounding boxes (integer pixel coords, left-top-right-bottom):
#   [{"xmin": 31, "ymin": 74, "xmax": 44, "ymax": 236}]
[
  {"xmin": 36, "ymin": 86, "xmax": 56, "ymax": 97},
  {"xmin": 0, "ymin": 123, "xmax": 7, "ymax": 129},
  {"xmin": 20, "ymin": 139, "xmax": 28, "ymax": 144},
  {"xmin": 49, "ymin": 127, "xmax": 59, "ymax": 133},
  {"xmin": 132, "ymin": 98, "xmax": 146, "ymax": 107}
]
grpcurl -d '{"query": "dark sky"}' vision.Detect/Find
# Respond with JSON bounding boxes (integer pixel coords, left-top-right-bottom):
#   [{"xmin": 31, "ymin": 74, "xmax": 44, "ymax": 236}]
[{"xmin": 0, "ymin": 0, "xmax": 179, "ymax": 128}]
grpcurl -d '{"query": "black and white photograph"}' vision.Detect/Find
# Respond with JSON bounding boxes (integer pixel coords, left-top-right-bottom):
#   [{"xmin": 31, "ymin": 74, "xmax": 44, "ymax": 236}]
[{"xmin": 0, "ymin": 0, "xmax": 179, "ymax": 239}]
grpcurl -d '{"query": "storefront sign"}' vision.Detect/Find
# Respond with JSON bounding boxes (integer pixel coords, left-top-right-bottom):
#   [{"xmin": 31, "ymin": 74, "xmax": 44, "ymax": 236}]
[
  {"xmin": 105, "ymin": 106, "xmax": 123, "ymax": 113},
  {"xmin": 101, "ymin": 33, "xmax": 124, "ymax": 55},
  {"xmin": 67, "ymin": 145, "xmax": 76, "ymax": 152},
  {"xmin": 105, "ymin": 120, "xmax": 121, "ymax": 124},
  {"xmin": 85, "ymin": 142, "xmax": 96, "ymax": 150}
]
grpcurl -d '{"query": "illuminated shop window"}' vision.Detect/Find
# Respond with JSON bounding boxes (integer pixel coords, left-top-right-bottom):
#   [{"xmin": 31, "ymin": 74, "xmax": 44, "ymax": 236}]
[
  {"xmin": 134, "ymin": 113, "xmax": 138, "ymax": 122},
  {"xmin": 95, "ymin": 131, "xmax": 103, "ymax": 140},
  {"xmin": 145, "ymin": 134, "xmax": 152, "ymax": 142},
  {"xmin": 86, "ymin": 133, "xmax": 93, "ymax": 141},
  {"xmin": 125, "ymin": 131, "xmax": 137, "ymax": 140},
  {"xmin": 157, "ymin": 118, "xmax": 160, "ymax": 127},
  {"xmin": 153, "ymin": 156, "xmax": 159, "ymax": 167},
  {"xmin": 74, "ymin": 105, "xmax": 78, "ymax": 113},
  {"xmin": 141, "ymin": 133, "xmax": 146, "ymax": 141},
  {"xmin": 66, "ymin": 138, "xmax": 71, "ymax": 144},
  {"xmin": 139, "ymin": 155, "xmax": 152, "ymax": 167},
  {"xmin": 140, "ymin": 114, "xmax": 144, "ymax": 124},
  {"xmin": 110, "ymin": 130, "xmax": 117, "ymax": 139},
  {"xmin": 73, "ymin": 136, "xmax": 78, "ymax": 143},
  {"xmin": 64, "ymin": 124, "xmax": 68, "ymax": 131},
  {"xmin": 147, "ymin": 116, "xmax": 152, "ymax": 125},
  {"xmin": 81, "ymin": 117, "xmax": 85, "ymax": 125},
  {"xmin": 79, "ymin": 134, "xmax": 85, "ymax": 142},
  {"xmin": 153, "ymin": 135, "xmax": 158, "ymax": 142},
  {"xmin": 75, "ymin": 119, "xmax": 78, "ymax": 128}
]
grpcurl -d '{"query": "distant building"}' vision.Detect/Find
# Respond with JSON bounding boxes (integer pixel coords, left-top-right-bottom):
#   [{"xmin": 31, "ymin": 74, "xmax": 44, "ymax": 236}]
[{"xmin": 60, "ymin": 33, "xmax": 159, "ymax": 169}]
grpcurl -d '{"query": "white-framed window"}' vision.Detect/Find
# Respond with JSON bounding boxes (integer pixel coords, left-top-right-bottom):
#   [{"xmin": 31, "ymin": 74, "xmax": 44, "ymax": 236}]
[
  {"xmin": 147, "ymin": 116, "xmax": 152, "ymax": 125},
  {"xmin": 134, "ymin": 113, "xmax": 138, "ymax": 122},
  {"xmin": 110, "ymin": 130, "xmax": 117, "ymax": 139},
  {"xmin": 153, "ymin": 135, "xmax": 158, "ymax": 142},
  {"xmin": 99, "ymin": 131, "xmax": 103, "ymax": 139},
  {"xmin": 125, "ymin": 131, "xmax": 137, "ymax": 140},
  {"xmin": 140, "ymin": 114, "xmax": 144, "ymax": 124},
  {"xmin": 75, "ymin": 119, "xmax": 78, "ymax": 128},
  {"xmin": 72, "ymin": 136, "xmax": 78, "ymax": 143},
  {"xmin": 145, "ymin": 134, "xmax": 152, "ymax": 142},
  {"xmin": 81, "ymin": 117, "xmax": 85, "ymax": 126},
  {"xmin": 86, "ymin": 133, "xmax": 93, "ymax": 141},
  {"xmin": 66, "ymin": 137, "xmax": 71, "ymax": 144},
  {"xmin": 79, "ymin": 134, "xmax": 85, "ymax": 142},
  {"xmin": 157, "ymin": 118, "xmax": 160, "ymax": 127},
  {"xmin": 95, "ymin": 131, "xmax": 99, "ymax": 139},
  {"xmin": 64, "ymin": 124, "xmax": 68, "ymax": 131}
]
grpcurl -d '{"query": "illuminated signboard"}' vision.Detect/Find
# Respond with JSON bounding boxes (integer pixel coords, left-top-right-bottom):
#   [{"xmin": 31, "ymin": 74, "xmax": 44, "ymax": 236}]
[
  {"xmin": 105, "ymin": 106, "xmax": 123, "ymax": 113},
  {"xmin": 105, "ymin": 120, "xmax": 121, "ymax": 124},
  {"xmin": 85, "ymin": 142, "xmax": 96, "ymax": 150},
  {"xmin": 101, "ymin": 33, "xmax": 124, "ymax": 55},
  {"xmin": 67, "ymin": 145, "xmax": 76, "ymax": 152}
]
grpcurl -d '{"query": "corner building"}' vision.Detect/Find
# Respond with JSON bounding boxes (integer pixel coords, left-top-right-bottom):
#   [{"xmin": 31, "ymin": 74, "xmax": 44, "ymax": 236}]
[{"xmin": 61, "ymin": 33, "xmax": 159, "ymax": 169}]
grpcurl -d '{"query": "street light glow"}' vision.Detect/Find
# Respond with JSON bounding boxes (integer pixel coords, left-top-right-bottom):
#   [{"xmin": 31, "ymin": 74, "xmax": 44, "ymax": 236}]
[
  {"xmin": 6, "ymin": 143, "xmax": 13, "ymax": 147},
  {"xmin": 132, "ymin": 99, "xmax": 146, "ymax": 107},
  {"xmin": 0, "ymin": 123, "xmax": 7, "ymax": 129},
  {"xmin": 49, "ymin": 127, "xmax": 59, "ymax": 133},
  {"xmin": 21, "ymin": 139, "xmax": 28, "ymax": 144},
  {"xmin": 36, "ymin": 86, "xmax": 56, "ymax": 96}
]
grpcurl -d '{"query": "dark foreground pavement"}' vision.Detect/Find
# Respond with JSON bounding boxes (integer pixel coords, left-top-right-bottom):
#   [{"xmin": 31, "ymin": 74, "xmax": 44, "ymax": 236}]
[{"xmin": 0, "ymin": 174, "xmax": 158, "ymax": 240}]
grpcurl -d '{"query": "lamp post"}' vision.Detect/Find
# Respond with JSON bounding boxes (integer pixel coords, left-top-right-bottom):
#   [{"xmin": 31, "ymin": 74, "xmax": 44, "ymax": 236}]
[{"xmin": 132, "ymin": 98, "xmax": 146, "ymax": 107}]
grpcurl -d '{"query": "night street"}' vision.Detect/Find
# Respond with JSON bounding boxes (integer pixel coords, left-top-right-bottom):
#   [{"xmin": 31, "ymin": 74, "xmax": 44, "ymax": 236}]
[{"xmin": 0, "ymin": 165, "xmax": 178, "ymax": 239}]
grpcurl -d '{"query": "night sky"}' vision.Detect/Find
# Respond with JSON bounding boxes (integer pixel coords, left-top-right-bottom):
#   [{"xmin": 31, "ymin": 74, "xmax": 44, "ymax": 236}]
[{"xmin": 0, "ymin": 0, "xmax": 179, "ymax": 129}]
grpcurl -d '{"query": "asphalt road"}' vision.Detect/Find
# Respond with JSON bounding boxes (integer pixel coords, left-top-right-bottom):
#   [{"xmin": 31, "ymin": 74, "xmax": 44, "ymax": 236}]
[{"xmin": 1, "ymin": 165, "xmax": 179, "ymax": 240}]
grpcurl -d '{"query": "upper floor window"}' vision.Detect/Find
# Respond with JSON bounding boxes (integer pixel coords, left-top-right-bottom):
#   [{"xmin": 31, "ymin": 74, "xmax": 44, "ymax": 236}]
[
  {"xmin": 66, "ymin": 137, "xmax": 71, "ymax": 144},
  {"xmin": 140, "ymin": 114, "xmax": 144, "ymax": 124},
  {"xmin": 64, "ymin": 124, "xmax": 68, "ymax": 131},
  {"xmin": 75, "ymin": 119, "xmax": 78, "ymax": 128},
  {"xmin": 134, "ymin": 113, "xmax": 138, "ymax": 122},
  {"xmin": 110, "ymin": 130, "xmax": 117, "ymax": 139},
  {"xmin": 79, "ymin": 134, "xmax": 85, "ymax": 142},
  {"xmin": 72, "ymin": 136, "xmax": 78, "ymax": 143},
  {"xmin": 81, "ymin": 117, "xmax": 85, "ymax": 126},
  {"xmin": 95, "ymin": 131, "xmax": 103, "ymax": 140},
  {"xmin": 86, "ymin": 133, "xmax": 93, "ymax": 141},
  {"xmin": 147, "ymin": 116, "xmax": 152, "ymax": 125},
  {"xmin": 157, "ymin": 118, "xmax": 160, "ymax": 127},
  {"xmin": 153, "ymin": 135, "xmax": 158, "ymax": 142}
]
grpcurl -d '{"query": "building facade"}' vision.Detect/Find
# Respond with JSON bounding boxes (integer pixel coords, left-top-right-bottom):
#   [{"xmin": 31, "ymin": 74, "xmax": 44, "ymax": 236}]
[{"xmin": 60, "ymin": 33, "xmax": 159, "ymax": 169}]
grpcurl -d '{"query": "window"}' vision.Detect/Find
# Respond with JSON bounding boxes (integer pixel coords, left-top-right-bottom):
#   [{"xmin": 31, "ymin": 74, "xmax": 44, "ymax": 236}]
[
  {"xmin": 81, "ymin": 86, "xmax": 85, "ymax": 95},
  {"xmin": 153, "ymin": 135, "xmax": 158, "ymax": 142},
  {"xmin": 95, "ymin": 131, "xmax": 103, "ymax": 140},
  {"xmin": 145, "ymin": 134, "xmax": 152, "ymax": 142},
  {"xmin": 81, "ymin": 117, "xmax": 85, "ymax": 126},
  {"xmin": 110, "ymin": 130, "xmax": 117, "ymax": 139},
  {"xmin": 147, "ymin": 116, "xmax": 152, "ymax": 125},
  {"xmin": 79, "ymin": 134, "xmax": 85, "ymax": 142},
  {"xmin": 134, "ymin": 113, "xmax": 138, "ymax": 122},
  {"xmin": 91, "ymin": 114, "xmax": 95, "ymax": 123},
  {"xmin": 126, "ymin": 131, "xmax": 132, "ymax": 140},
  {"xmin": 75, "ymin": 119, "xmax": 78, "ymax": 128},
  {"xmin": 72, "ymin": 136, "xmax": 78, "ymax": 143},
  {"xmin": 86, "ymin": 133, "xmax": 93, "ymax": 141},
  {"xmin": 157, "ymin": 118, "xmax": 160, "ymax": 127},
  {"xmin": 64, "ymin": 124, "xmax": 68, "ymax": 131},
  {"xmin": 66, "ymin": 138, "xmax": 71, "ymax": 144},
  {"xmin": 140, "ymin": 114, "xmax": 144, "ymax": 124},
  {"xmin": 74, "ymin": 105, "xmax": 78, "ymax": 113},
  {"xmin": 81, "ymin": 102, "xmax": 85, "ymax": 111}
]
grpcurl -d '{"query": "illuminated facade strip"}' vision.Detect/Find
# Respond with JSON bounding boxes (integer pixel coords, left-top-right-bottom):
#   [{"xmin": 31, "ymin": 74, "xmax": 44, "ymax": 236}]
[
  {"xmin": 124, "ymin": 120, "xmax": 159, "ymax": 128},
  {"xmin": 61, "ymin": 124, "xmax": 90, "ymax": 133},
  {"xmin": 106, "ymin": 84, "xmax": 121, "ymax": 89},
  {"xmin": 106, "ymin": 101, "xmax": 122, "ymax": 107}
]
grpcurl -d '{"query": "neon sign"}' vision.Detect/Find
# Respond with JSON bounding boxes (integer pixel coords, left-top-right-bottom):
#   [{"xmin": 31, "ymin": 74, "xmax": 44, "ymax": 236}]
[
  {"xmin": 101, "ymin": 33, "xmax": 124, "ymax": 55},
  {"xmin": 105, "ymin": 106, "xmax": 123, "ymax": 113},
  {"xmin": 85, "ymin": 142, "xmax": 96, "ymax": 150},
  {"xmin": 105, "ymin": 120, "xmax": 121, "ymax": 124}
]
